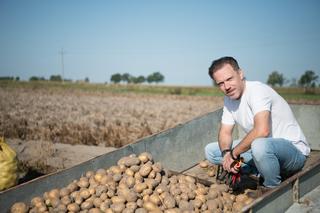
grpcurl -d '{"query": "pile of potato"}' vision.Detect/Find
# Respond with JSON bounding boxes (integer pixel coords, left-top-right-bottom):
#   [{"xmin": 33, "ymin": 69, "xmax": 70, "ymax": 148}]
[{"xmin": 11, "ymin": 152, "xmax": 253, "ymax": 213}]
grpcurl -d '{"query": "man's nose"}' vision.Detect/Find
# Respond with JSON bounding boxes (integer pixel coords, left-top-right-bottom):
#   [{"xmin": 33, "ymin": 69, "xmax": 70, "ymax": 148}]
[{"xmin": 224, "ymin": 82, "xmax": 231, "ymax": 90}]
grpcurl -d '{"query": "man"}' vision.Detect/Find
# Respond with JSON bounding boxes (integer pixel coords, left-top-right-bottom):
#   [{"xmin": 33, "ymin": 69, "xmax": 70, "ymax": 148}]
[{"xmin": 205, "ymin": 56, "xmax": 310, "ymax": 188}]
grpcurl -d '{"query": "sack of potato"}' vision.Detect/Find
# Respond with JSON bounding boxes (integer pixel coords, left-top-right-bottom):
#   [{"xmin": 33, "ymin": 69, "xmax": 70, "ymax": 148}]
[{"xmin": 0, "ymin": 137, "xmax": 18, "ymax": 191}]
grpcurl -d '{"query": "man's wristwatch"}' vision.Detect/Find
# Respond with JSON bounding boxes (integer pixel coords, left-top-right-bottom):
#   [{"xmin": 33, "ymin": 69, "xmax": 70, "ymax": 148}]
[{"xmin": 221, "ymin": 149, "xmax": 231, "ymax": 157}]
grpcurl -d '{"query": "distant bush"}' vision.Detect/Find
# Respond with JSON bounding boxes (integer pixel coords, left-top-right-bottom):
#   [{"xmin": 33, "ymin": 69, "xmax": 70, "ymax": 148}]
[
  {"xmin": 30, "ymin": 76, "xmax": 46, "ymax": 81},
  {"xmin": 0, "ymin": 76, "xmax": 19, "ymax": 81},
  {"xmin": 50, "ymin": 75, "xmax": 62, "ymax": 81}
]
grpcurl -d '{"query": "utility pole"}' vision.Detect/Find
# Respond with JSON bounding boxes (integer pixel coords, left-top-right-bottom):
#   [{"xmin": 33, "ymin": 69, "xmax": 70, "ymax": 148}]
[{"xmin": 59, "ymin": 48, "xmax": 65, "ymax": 83}]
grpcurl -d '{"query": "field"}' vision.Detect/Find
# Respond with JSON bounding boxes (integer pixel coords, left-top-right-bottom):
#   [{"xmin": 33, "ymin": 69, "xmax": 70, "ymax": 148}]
[{"xmin": 1, "ymin": 81, "xmax": 319, "ymax": 174}]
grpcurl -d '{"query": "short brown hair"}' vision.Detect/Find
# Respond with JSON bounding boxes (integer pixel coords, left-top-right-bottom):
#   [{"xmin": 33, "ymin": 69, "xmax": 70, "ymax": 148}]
[{"xmin": 208, "ymin": 56, "xmax": 240, "ymax": 79}]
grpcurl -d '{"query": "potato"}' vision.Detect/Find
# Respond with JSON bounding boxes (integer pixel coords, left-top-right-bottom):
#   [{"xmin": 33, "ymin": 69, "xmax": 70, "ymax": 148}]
[
  {"xmin": 164, "ymin": 208, "xmax": 180, "ymax": 213},
  {"xmin": 134, "ymin": 182, "xmax": 147, "ymax": 193},
  {"xmin": 125, "ymin": 168, "xmax": 135, "ymax": 176},
  {"xmin": 187, "ymin": 191, "xmax": 196, "ymax": 200},
  {"xmin": 59, "ymin": 187, "xmax": 70, "ymax": 197},
  {"xmin": 36, "ymin": 204, "xmax": 47, "ymax": 213},
  {"xmin": 55, "ymin": 203, "xmax": 67, "ymax": 212},
  {"xmin": 61, "ymin": 195, "xmax": 71, "ymax": 205},
  {"xmin": 135, "ymin": 208, "xmax": 148, "ymax": 213},
  {"xmin": 80, "ymin": 189, "xmax": 91, "ymax": 199},
  {"xmin": 138, "ymin": 152, "xmax": 152, "ymax": 163},
  {"xmin": 125, "ymin": 176, "xmax": 135, "ymax": 188},
  {"xmin": 180, "ymin": 193, "xmax": 189, "ymax": 201},
  {"xmin": 10, "ymin": 202, "xmax": 28, "ymax": 213},
  {"xmin": 99, "ymin": 201, "xmax": 110, "ymax": 211},
  {"xmin": 130, "ymin": 165, "xmax": 140, "ymax": 173},
  {"xmin": 94, "ymin": 173, "xmax": 104, "ymax": 183},
  {"xmin": 178, "ymin": 200, "xmax": 192, "ymax": 211},
  {"xmin": 161, "ymin": 176, "xmax": 169, "ymax": 185},
  {"xmin": 110, "ymin": 203, "xmax": 126, "ymax": 212},
  {"xmin": 85, "ymin": 170, "xmax": 95, "ymax": 178},
  {"xmin": 113, "ymin": 173, "xmax": 122, "ymax": 182},
  {"xmin": 139, "ymin": 164, "xmax": 152, "ymax": 177},
  {"xmin": 207, "ymin": 169, "xmax": 215, "ymax": 177},
  {"xmin": 107, "ymin": 189, "xmax": 115, "ymax": 198},
  {"xmin": 100, "ymin": 174, "xmax": 113, "ymax": 185},
  {"xmin": 162, "ymin": 194, "xmax": 176, "ymax": 209},
  {"xmin": 111, "ymin": 196, "xmax": 126, "ymax": 204},
  {"xmin": 126, "ymin": 201, "xmax": 138, "ymax": 210},
  {"xmin": 109, "ymin": 166, "xmax": 122, "ymax": 174},
  {"xmin": 152, "ymin": 162, "xmax": 162, "ymax": 173},
  {"xmin": 75, "ymin": 195, "xmax": 84, "ymax": 205},
  {"xmin": 134, "ymin": 172, "xmax": 143, "ymax": 183},
  {"xmin": 48, "ymin": 189, "xmax": 60, "ymax": 200},
  {"xmin": 199, "ymin": 160, "xmax": 209, "ymax": 168},
  {"xmin": 192, "ymin": 198, "xmax": 203, "ymax": 209},
  {"xmin": 233, "ymin": 202, "xmax": 244, "ymax": 212},
  {"xmin": 149, "ymin": 193, "xmax": 161, "ymax": 206},
  {"xmin": 206, "ymin": 199, "xmax": 218, "ymax": 210},
  {"xmin": 145, "ymin": 178, "xmax": 158, "ymax": 189},
  {"xmin": 143, "ymin": 201, "xmax": 159, "ymax": 211},
  {"xmin": 148, "ymin": 170, "xmax": 156, "ymax": 179},
  {"xmin": 77, "ymin": 177, "xmax": 89, "ymax": 188},
  {"xmin": 67, "ymin": 182, "xmax": 79, "ymax": 192},
  {"xmin": 88, "ymin": 208, "xmax": 102, "ymax": 213},
  {"xmin": 125, "ymin": 191, "xmax": 138, "ymax": 202},
  {"xmin": 88, "ymin": 187, "xmax": 96, "ymax": 195},
  {"xmin": 81, "ymin": 200, "xmax": 93, "ymax": 210},
  {"xmin": 67, "ymin": 203, "xmax": 80, "ymax": 212},
  {"xmin": 125, "ymin": 156, "xmax": 141, "ymax": 167},
  {"xmin": 47, "ymin": 197, "xmax": 60, "ymax": 208},
  {"xmin": 207, "ymin": 190, "xmax": 218, "ymax": 199},
  {"xmin": 123, "ymin": 208, "xmax": 135, "ymax": 213},
  {"xmin": 31, "ymin": 197, "xmax": 43, "ymax": 207}
]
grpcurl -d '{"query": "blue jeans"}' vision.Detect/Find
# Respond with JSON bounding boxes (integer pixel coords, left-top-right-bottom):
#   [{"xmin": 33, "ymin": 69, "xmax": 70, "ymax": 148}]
[{"xmin": 205, "ymin": 138, "xmax": 307, "ymax": 187}]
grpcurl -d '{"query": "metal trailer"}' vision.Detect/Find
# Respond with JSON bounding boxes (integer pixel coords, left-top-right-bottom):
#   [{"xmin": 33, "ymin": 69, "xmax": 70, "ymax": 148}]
[{"xmin": 1, "ymin": 104, "xmax": 319, "ymax": 212}]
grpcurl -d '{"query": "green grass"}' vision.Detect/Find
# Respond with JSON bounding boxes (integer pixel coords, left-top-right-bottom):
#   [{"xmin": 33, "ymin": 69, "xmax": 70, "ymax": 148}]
[{"xmin": 1, "ymin": 81, "xmax": 319, "ymax": 102}]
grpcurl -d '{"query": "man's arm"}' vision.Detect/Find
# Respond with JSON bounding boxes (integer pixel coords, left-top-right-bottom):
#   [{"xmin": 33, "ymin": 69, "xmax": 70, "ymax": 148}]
[
  {"xmin": 218, "ymin": 123, "xmax": 234, "ymax": 152},
  {"xmin": 232, "ymin": 110, "xmax": 270, "ymax": 158},
  {"xmin": 223, "ymin": 110, "xmax": 270, "ymax": 172}
]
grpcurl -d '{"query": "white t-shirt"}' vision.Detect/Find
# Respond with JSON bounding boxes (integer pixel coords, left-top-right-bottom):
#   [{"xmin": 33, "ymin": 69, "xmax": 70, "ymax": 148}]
[{"xmin": 222, "ymin": 81, "xmax": 310, "ymax": 156}]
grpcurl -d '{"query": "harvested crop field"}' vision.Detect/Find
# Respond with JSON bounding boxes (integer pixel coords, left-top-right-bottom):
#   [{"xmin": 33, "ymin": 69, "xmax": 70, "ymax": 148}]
[{"xmin": 0, "ymin": 85, "xmax": 223, "ymax": 173}]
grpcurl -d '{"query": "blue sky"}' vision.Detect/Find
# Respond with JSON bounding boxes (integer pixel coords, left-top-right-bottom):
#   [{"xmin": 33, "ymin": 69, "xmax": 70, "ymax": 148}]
[{"xmin": 1, "ymin": 0, "xmax": 319, "ymax": 86}]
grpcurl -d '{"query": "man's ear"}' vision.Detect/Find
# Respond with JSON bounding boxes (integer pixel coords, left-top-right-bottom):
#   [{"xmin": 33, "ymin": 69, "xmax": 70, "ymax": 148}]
[{"xmin": 239, "ymin": 69, "xmax": 245, "ymax": 80}]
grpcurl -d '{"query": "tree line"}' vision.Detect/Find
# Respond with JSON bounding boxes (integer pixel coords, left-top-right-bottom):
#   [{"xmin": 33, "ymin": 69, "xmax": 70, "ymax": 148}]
[
  {"xmin": 267, "ymin": 70, "xmax": 319, "ymax": 88},
  {"xmin": 110, "ymin": 72, "xmax": 164, "ymax": 84}
]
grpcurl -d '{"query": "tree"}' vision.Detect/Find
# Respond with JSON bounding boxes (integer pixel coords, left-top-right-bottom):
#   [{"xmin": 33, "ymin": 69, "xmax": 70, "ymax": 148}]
[
  {"xmin": 153, "ymin": 72, "xmax": 164, "ymax": 83},
  {"xmin": 147, "ymin": 72, "xmax": 164, "ymax": 84},
  {"xmin": 298, "ymin": 70, "xmax": 318, "ymax": 88},
  {"xmin": 267, "ymin": 71, "xmax": 284, "ymax": 87},
  {"xmin": 50, "ymin": 75, "xmax": 62, "ymax": 81},
  {"xmin": 136, "ymin": 75, "xmax": 145, "ymax": 84},
  {"xmin": 110, "ymin": 73, "xmax": 122, "ymax": 84},
  {"xmin": 121, "ymin": 73, "xmax": 131, "ymax": 83},
  {"xmin": 29, "ymin": 76, "xmax": 40, "ymax": 81}
]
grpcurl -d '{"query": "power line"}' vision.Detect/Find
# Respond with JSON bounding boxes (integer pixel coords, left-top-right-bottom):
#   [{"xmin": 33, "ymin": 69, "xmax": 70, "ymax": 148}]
[{"xmin": 59, "ymin": 48, "xmax": 65, "ymax": 83}]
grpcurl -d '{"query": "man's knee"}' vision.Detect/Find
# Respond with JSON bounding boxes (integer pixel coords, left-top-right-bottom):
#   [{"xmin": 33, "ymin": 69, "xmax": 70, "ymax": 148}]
[
  {"xmin": 251, "ymin": 138, "xmax": 273, "ymax": 161},
  {"xmin": 204, "ymin": 142, "xmax": 221, "ymax": 164}
]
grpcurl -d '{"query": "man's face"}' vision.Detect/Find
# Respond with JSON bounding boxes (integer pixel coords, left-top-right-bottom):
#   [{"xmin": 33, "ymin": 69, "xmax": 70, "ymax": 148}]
[{"xmin": 212, "ymin": 64, "xmax": 245, "ymax": 100}]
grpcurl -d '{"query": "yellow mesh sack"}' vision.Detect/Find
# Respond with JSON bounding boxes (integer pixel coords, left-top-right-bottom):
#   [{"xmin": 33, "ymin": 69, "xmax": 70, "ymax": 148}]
[{"xmin": 0, "ymin": 137, "xmax": 18, "ymax": 191}]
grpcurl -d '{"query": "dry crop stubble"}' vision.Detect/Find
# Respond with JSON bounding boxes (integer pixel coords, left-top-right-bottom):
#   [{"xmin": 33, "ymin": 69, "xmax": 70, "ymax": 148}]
[{"xmin": 0, "ymin": 87, "xmax": 223, "ymax": 148}]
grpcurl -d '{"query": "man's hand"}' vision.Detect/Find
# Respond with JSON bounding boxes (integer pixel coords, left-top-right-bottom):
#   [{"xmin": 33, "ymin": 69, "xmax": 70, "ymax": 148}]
[{"xmin": 222, "ymin": 152, "xmax": 239, "ymax": 174}]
